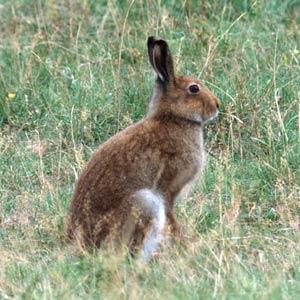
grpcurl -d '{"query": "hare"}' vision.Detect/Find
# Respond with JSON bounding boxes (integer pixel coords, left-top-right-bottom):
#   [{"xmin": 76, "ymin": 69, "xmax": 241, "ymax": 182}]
[{"xmin": 66, "ymin": 36, "xmax": 219, "ymax": 260}]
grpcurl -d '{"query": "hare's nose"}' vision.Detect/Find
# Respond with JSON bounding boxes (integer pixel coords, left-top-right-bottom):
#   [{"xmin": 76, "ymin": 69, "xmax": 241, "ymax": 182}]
[{"xmin": 215, "ymin": 98, "xmax": 220, "ymax": 109}]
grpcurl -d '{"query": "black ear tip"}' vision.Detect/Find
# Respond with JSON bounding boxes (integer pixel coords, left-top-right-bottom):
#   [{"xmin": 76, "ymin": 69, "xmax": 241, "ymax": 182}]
[
  {"xmin": 147, "ymin": 36, "xmax": 168, "ymax": 48},
  {"xmin": 148, "ymin": 36, "xmax": 157, "ymax": 42},
  {"xmin": 147, "ymin": 36, "xmax": 158, "ymax": 47}
]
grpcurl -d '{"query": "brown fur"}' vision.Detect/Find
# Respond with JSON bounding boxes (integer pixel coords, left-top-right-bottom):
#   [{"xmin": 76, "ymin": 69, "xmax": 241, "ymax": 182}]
[{"xmin": 66, "ymin": 36, "xmax": 219, "ymax": 257}]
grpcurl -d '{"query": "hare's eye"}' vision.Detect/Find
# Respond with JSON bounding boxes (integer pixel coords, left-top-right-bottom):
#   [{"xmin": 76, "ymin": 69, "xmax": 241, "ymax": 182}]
[{"xmin": 188, "ymin": 84, "xmax": 200, "ymax": 94}]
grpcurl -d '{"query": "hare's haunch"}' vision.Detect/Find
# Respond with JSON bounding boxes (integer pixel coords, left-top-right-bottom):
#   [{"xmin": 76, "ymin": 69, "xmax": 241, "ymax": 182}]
[{"xmin": 66, "ymin": 36, "xmax": 220, "ymax": 260}]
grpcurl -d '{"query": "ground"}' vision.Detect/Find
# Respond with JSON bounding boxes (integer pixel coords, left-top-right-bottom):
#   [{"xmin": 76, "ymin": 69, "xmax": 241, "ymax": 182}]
[{"xmin": 0, "ymin": 0, "xmax": 299, "ymax": 299}]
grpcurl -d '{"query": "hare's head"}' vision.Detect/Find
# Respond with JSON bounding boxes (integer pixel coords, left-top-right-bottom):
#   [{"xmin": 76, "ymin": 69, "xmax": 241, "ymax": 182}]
[{"xmin": 147, "ymin": 36, "xmax": 219, "ymax": 125}]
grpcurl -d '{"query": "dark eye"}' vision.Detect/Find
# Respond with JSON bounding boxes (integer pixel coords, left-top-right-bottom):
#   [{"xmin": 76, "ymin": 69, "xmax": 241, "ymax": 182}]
[{"xmin": 188, "ymin": 84, "xmax": 200, "ymax": 94}]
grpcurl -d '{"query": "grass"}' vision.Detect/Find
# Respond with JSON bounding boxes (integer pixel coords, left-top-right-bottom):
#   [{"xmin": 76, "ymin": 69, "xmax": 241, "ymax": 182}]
[{"xmin": 0, "ymin": 0, "xmax": 299, "ymax": 299}]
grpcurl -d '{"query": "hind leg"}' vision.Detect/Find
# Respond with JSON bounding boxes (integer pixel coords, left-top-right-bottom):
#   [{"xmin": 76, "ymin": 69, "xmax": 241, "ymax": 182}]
[
  {"xmin": 166, "ymin": 211, "xmax": 180, "ymax": 237},
  {"xmin": 128, "ymin": 216, "xmax": 151, "ymax": 257},
  {"xmin": 129, "ymin": 189, "xmax": 166, "ymax": 261}
]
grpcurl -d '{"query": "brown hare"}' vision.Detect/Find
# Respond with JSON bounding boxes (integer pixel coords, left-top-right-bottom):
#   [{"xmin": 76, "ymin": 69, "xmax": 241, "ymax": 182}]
[{"xmin": 66, "ymin": 36, "xmax": 219, "ymax": 260}]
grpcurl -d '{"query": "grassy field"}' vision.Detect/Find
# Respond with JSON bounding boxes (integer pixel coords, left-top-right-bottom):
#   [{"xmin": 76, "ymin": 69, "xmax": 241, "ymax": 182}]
[{"xmin": 0, "ymin": 0, "xmax": 299, "ymax": 299}]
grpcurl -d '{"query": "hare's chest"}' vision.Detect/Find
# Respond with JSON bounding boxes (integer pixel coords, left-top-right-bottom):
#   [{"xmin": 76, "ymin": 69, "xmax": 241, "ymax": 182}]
[
  {"xmin": 174, "ymin": 136, "xmax": 207, "ymax": 199},
  {"xmin": 175, "ymin": 151, "xmax": 206, "ymax": 198},
  {"xmin": 167, "ymin": 148, "xmax": 205, "ymax": 198}
]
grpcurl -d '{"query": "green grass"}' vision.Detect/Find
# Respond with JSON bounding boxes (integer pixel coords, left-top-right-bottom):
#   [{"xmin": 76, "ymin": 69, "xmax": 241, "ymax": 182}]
[{"xmin": 0, "ymin": 0, "xmax": 299, "ymax": 299}]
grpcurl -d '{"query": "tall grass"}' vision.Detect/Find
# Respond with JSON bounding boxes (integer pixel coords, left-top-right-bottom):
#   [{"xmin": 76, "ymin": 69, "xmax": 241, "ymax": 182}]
[{"xmin": 0, "ymin": 0, "xmax": 299, "ymax": 299}]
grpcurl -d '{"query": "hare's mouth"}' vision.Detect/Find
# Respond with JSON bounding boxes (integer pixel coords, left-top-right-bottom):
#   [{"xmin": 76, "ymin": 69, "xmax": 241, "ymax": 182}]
[{"xmin": 204, "ymin": 110, "xmax": 219, "ymax": 125}]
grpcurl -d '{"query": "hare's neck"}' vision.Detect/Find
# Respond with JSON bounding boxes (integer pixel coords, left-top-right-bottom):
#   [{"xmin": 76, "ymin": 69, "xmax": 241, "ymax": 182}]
[
  {"xmin": 161, "ymin": 113, "xmax": 202, "ymax": 127},
  {"xmin": 150, "ymin": 111, "xmax": 203, "ymax": 129}
]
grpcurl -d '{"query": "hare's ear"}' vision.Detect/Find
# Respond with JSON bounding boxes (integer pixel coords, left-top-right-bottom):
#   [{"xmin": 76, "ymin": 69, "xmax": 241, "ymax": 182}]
[{"xmin": 147, "ymin": 36, "xmax": 175, "ymax": 87}]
